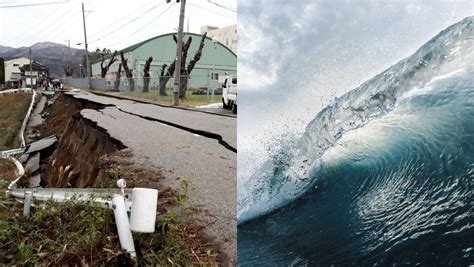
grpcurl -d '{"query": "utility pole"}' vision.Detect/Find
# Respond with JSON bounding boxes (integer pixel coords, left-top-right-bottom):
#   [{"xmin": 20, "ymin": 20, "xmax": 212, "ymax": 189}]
[
  {"xmin": 29, "ymin": 47, "xmax": 33, "ymax": 88},
  {"xmin": 64, "ymin": 40, "xmax": 71, "ymax": 77},
  {"xmin": 65, "ymin": 40, "xmax": 71, "ymax": 65},
  {"xmin": 82, "ymin": 2, "xmax": 90, "ymax": 89},
  {"xmin": 172, "ymin": 0, "xmax": 186, "ymax": 106}
]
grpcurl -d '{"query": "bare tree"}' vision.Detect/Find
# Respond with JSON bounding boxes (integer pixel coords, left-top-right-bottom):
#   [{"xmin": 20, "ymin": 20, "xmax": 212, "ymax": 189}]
[
  {"xmin": 159, "ymin": 33, "xmax": 206, "ymax": 99},
  {"xmin": 143, "ymin": 56, "xmax": 153, "ymax": 93},
  {"xmin": 113, "ymin": 63, "xmax": 122, "ymax": 91},
  {"xmin": 100, "ymin": 50, "xmax": 118, "ymax": 78},
  {"xmin": 120, "ymin": 51, "xmax": 134, "ymax": 91},
  {"xmin": 179, "ymin": 33, "xmax": 207, "ymax": 97},
  {"xmin": 63, "ymin": 65, "xmax": 74, "ymax": 77}
]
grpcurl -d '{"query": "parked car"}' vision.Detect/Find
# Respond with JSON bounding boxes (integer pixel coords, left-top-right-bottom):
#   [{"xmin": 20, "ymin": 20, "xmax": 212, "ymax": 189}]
[
  {"xmin": 192, "ymin": 87, "xmax": 208, "ymax": 95},
  {"xmin": 214, "ymin": 87, "xmax": 223, "ymax": 95},
  {"xmin": 222, "ymin": 75, "xmax": 237, "ymax": 113}
]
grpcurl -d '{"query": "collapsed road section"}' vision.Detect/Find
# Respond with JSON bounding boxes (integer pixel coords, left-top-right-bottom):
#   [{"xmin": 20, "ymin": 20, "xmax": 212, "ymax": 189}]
[{"xmin": 20, "ymin": 90, "xmax": 237, "ymax": 265}]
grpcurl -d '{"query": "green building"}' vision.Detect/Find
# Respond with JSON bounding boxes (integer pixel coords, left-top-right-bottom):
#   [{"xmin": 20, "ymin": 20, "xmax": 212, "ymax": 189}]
[{"xmin": 90, "ymin": 32, "xmax": 236, "ymax": 89}]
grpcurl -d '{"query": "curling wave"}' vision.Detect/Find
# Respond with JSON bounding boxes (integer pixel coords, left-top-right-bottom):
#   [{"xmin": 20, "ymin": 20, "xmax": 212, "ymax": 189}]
[
  {"xmin": 238, "ymin": 16, "xmax": 474, "ymax": 225},
  {"xmin": 237, "ymin": 17, "xmax": 474, "ymax": 265}
]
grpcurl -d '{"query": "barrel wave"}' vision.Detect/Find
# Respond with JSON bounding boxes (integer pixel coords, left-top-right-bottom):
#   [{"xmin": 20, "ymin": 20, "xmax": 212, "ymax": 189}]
[{"xmin": 238, "ymin": 17, "xmax": 474, "ymax": 265}]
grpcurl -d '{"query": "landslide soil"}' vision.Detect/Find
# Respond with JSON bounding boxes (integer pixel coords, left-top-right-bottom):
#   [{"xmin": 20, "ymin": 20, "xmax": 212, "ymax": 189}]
[{"xmin": 35, "ymin": 93, "xmax": 124, "ymax": 187}]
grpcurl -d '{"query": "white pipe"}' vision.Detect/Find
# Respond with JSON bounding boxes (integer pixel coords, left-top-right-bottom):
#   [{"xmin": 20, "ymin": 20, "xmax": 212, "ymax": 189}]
[
  {"xmin": 0, "ymin": 148, "xmax": 24, "ymax": 156},
  {"xmin": 112, "ymin": 195, "xmax": 136, "ymax": 258},
  {"xmin": 23, "ymin": 191, "xmax": 32, "ymax": 217},
  {"xmin": 0, "ymin": 88, "xmax": 32, "ymax": 95},
  {"xmin": 19, "ymin": 89, "xmax": 36, "ymax": 147},
  {"xmin": 130, "ymin": 188, "xmax": 158, "ymax": 233}
]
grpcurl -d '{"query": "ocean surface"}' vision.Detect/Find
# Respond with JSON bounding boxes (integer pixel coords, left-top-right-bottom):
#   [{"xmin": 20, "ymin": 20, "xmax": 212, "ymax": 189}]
[{"xmin": 237, "ymin": 17, "xmax": 474, "ymax": 266}]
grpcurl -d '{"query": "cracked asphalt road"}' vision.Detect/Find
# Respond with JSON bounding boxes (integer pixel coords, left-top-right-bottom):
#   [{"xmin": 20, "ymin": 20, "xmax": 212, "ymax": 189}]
[
  {"xmin": 66, "ymin": 91, "xmax": 236, "ymax": 150},
  {"xmin": 68, "ymin": 91, "xmax": 237, "ymax": 264}
]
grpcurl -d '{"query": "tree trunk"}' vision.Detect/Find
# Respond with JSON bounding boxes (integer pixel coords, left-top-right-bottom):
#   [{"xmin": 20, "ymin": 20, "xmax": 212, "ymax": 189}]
[
  {"xmin": 143, "ymin": 56, "xmax": 153, "ymax": 93},
  {"xmin": 128, "ymin": 78, "xmax": 135, "ymax": 92},
  {"xmin": 159, "ymin": 77, "xmax": 169, "ymax": 96},
  {"xmin": 120, "ymin": 51, "xmax": 134, "ymax": 91},
  {"xmin": 63, "ymin": 65, "xmax": 73, "ymax": 77},
  {"xmin": 159, "ymin": 36, "xmax": 194, "ymax": 97},
  {"xmin": 101, "ymin": 50, "xmax": 118, "ymax": 78},
  {"xmin": 179, "ymin": 76, "xmax": 188, "ymax": 99},
  {"xmin": 159, "ymin": 61, "xmax": 175, "ymax": 96},
  {"xmin": 113, "ymin": 63, "xmax": 122, "ymax": 91},
  {"xmin": 158, "ymin": 64, "xmax": 168, "ymax": 96}
]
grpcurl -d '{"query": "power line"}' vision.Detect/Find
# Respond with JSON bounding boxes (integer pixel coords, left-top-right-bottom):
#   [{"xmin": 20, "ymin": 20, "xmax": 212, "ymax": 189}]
[
  {"xmin": 207, "ymin": 0, "xmax": 236, "ymax": 13},
  {"xmin": 87, "ymin": 0, "xmax": 156, "ymax": 39},
  {"xmin": 11, "ymin": 0, "xmax": 94, "ymax": 47},
  {"xmin": 29, "ymin": 0, "xmax": 92, "ymax": 44},
  {"xmin": 128, "ymin": 3, "xmax": 176, "ymax": 38},
  {"xmin": 188, "ymin": 3, "xmax": 235, "ymax": 20},
  {"xmin": 100, "ymin": 3, "xmax": 176, "ymax": 50},
  {"xmin": 0, "ymin": 0, "xmax": 70, "ymax": 8},
  {"xmin": 8, "ymin": 0, "xmax": 81, "ymax": 47},
  {"xmin": 45, "ymin": 0, "xmax": 93, "ymax": 41},
  {"xmin": 5, "ymin": 0, "xmax": 77, "ymax": 45},
  {"xmin": 88, "ymin": 2, "xmax": 165, "ymax": 45}
]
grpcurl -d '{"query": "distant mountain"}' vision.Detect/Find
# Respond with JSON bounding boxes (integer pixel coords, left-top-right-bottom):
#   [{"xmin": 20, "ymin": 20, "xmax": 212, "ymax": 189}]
[{"xmin": 0, "ymin": 42, "xmax": 85, "ymax": 78}]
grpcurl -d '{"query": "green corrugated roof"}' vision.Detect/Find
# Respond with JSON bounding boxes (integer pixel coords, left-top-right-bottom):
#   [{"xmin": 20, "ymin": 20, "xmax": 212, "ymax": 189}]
[{"xmin": 91, "ymin": 32, "xmax": 236, "ymax": 64}]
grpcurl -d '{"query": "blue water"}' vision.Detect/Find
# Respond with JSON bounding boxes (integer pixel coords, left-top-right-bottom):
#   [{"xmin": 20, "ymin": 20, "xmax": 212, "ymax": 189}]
[{"xmin": 238, "ymin": 17, "xmax": 474, "ymax": 265}]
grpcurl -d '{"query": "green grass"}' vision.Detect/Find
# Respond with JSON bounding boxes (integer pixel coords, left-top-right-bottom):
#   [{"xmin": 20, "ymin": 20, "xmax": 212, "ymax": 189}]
[
  {"xmin": 0, "ymin": 93, "xmax": 32, "ymax": 150},
  {"xmin": 120, "ymin": 89, "xmax": 221, "ymax": 107}
]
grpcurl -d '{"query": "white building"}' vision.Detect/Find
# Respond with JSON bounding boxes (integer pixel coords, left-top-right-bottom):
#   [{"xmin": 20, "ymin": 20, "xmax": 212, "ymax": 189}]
[
  {"xmin": 201, "ymin": 24, "xmax": 237, "ymax": 53},
  {"xmin": 4, "ymin": 57, "xmax": 30, "ymax": 82}
]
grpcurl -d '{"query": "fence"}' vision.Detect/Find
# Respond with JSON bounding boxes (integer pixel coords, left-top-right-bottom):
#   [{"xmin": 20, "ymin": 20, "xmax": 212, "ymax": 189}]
[{"xmin": 63, "ymin": 75, "xmax": 223, "ymax": 105}]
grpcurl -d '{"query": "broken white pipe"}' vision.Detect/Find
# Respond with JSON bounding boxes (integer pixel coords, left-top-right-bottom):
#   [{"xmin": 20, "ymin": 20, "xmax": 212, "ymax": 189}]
[
  {"xmin": 19, "ymin": 89, "xmax": 37, "ymax": 147},
  {"xmin": 0, "ymin": 148, "xmax": 24, "ymax": 157},
  {"xmin": 112, "ymin": 195, "xmax": 137, "ymax": 258},
  {"xmin": 129, "ymin": 188, "xmax": 158, "ymax": 233},
  {"xmin": 23, "ymin": 191, "xmax": 32, "ymax": 217},
  {"xmin": 0, "ymin": 88, "xmax": 32, "ymax": 95}
]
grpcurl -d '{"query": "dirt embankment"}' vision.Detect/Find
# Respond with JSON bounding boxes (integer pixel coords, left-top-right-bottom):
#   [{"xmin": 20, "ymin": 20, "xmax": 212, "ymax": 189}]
[
  {"xmin": 35, "ymin": 93, "xmax": 104, "ymax": 138},
  {"xmin": 37, "ymin": 94, "xmax": 125, "ymax": 187},
  {"xmin": 42, "ymin": 113, "xmax": 125, "ymax": 187}
]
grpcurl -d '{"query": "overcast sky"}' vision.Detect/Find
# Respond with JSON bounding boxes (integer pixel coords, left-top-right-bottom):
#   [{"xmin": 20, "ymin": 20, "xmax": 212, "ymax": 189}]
[
  {"xmin": 0, "ymin": 0, "xmax": 236, "ymax": 50},
  {"xmin": 237, "ymin": 0, "xmax": 473, "ymax": 179}
]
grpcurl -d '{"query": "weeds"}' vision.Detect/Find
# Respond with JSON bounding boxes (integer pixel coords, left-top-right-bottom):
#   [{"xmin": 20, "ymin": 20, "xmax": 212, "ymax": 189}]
[
  {"xmin": 0, "ymin": 177, "xmax": 218, "ymax": 265},
  {"xmin": 0, "ymin": 93, "xmax": 32, "ymax": 150},
  {"xmin": 0, "ymin": 148, "xmax": 218, "ymax": 264}
]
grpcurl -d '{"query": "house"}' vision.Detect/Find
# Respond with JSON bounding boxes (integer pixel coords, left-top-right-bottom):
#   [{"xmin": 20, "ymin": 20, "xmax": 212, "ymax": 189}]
[
  {"xmin": 19, "ymin": 61, "xmax": 49, "ymax": 86},
  {"xmin": 4, "ymin": 57, "xmax": 30, "ymax": 84}
]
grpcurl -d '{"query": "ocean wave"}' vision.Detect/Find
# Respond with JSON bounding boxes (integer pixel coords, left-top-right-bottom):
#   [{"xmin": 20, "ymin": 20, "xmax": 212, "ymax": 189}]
[{"xmin": 238, "ymin": 16, "xmax": 474, "ymax": 225}]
